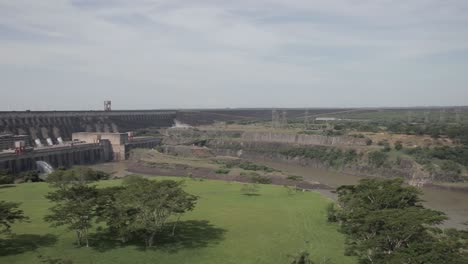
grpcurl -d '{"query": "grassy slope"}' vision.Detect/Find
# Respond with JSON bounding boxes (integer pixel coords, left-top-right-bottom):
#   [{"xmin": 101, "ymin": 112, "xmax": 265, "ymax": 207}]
[{"xmin": 0, "ymin": 178, "xmax": 355, "ymax": 264}]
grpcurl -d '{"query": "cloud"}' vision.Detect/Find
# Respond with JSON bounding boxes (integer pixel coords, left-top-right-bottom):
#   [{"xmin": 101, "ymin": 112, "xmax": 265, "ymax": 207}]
[{"xmin": 0, "ymin": 0, "xmax": 467, "ymax": 110}]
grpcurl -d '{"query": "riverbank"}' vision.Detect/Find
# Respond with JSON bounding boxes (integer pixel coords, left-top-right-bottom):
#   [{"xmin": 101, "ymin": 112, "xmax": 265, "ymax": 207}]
[{"xmin": 88, "ymin": 158, "xmax": 468, "ymax": 229}]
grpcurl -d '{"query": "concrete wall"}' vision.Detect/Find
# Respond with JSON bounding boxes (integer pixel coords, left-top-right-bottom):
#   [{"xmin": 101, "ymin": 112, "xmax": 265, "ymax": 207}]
[
  {"xmin": 73, "ymin": 132, "xmax": 129, "ymax": 161},
  {"xmin": 0, "ymin": 110, "xmax": 176, "ymax": 144},
  {"xmin": 72, "ymin": 132, "xmax": 161, "ymax": 161},
  {"xmin": 0, "ymin": 143, "xmax": 107, "ymax": 174}
]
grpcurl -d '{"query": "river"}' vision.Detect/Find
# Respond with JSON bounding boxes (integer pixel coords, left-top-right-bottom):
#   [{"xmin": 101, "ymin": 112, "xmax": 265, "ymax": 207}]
[{"xmin": 259, "ymin": 160, "xmax": 468, "ymax": 229}]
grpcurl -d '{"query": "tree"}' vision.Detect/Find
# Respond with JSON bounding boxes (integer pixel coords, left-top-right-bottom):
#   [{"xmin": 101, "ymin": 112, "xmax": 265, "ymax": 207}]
[
  {"xmin": 112, "ymin": 176, "xmax": 197, "ymax": 247},
  {"xmin": 0, "ymin": 201, "xmax": 29, "ymax": 234},
  {"xmin": 44, "ymin": 184, "xmax": 98, "ymax": 247},
  {"xmin": 336, "ymin": 178, "xmax": 467, "ymax": 263},
  {"xmin": 95, "ymin": 186, "xmax": 135, "ymax": 243},
  {"xmin": 240, "ymin": 183, "xmax": 260, "ymax": 196},
  {"xmin": 46, "ymin": 167, "xmax": 109, "ymax": 188}
]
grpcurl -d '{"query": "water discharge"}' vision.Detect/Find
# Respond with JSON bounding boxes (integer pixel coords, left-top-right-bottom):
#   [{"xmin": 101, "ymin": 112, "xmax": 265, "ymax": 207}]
[{"xmin": 36, "ymin": 161, "xmax": 54, "ymax": 180}]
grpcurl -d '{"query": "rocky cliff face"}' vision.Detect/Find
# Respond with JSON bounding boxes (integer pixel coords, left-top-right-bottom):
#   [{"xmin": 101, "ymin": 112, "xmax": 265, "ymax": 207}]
[
  {"xmin": 241, "ymin": 131, "xmax": 368, "ymax": 146},
  {"xmin": 205, "ymin": 139, "xmax": 430, "ymax": 183}
]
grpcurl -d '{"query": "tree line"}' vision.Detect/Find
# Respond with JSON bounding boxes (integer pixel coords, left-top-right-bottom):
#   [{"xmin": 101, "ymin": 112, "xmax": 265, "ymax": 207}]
[
  {"xmin": 327, "ymin": 178, "xmax": 468, "ymax": 264},
  {"xmin": 1, "ymin": 167, "xmax": 198, "ymax": 248}
]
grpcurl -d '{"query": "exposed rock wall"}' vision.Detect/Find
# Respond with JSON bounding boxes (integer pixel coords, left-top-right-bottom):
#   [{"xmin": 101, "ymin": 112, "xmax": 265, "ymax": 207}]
[
  {"xmin": 206, "ymin": 139, "xmax": 429, "ymax": 182},
  {"xmin": 241, "ymin": 131, "xmax": 368, "ymax": 146}
]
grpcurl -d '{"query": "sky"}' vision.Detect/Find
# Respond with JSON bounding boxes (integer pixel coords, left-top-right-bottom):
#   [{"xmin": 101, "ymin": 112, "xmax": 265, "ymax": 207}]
[{"xmin": 0, "ymin": 0, "xmax": 468, "ymax": 110}]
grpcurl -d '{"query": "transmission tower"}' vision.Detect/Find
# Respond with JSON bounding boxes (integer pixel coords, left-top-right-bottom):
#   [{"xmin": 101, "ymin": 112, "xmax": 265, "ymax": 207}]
[
  {"xmin": 424, "ymin": 111, "xmax": 430, "ymax": 124},
  {"xmin": 407, "ymin": 111, "xmax": 412, "ymax": 123},
  {"xmin": 439, "ymin": 108, "xmax": 446, "ymax": 123},
  {"xmin": 272, "ymin": 109, "xmax": 278, "ymax": 129},
  {"xmin": 304, "ymin": 109, "xmax": 309, "ymax": 130},
  {"xmin": 455, "ymin": 108, "xmax": 461, "ymax": 123},
  {"xmin": 281, "ymin": 111, "xmax": 288, "ymax": 128}
]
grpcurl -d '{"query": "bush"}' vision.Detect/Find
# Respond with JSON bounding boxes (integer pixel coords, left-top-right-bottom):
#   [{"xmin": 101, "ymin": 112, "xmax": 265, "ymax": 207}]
[
  {"xmin": 250, "ymin": 175, "xmax": 272, "ymax": 184},
  {"xmin": 287, "ymin": 175, "xmax": 303, "ymax": 181},
  {"xmin": 394, "ymin": 141, "xmax": 403, "ymax": 151},
  {"xmin": 368, "ymin": 151, "xmax": 389, "ymax": 168},
  {"xmin": 20, "ymin": 171, "xmax": 40, "ymax": 182},
  {"xmin": 0, "ymin": 174, "xmax": 14, "ymax": 184},
  {"xmin": 240, "ymin": 183, "xmax": 260, "ymax": 196},
  {"xmin": 377, "ymin": 140, "xmax": 387, "ymax": 146},
  {"xmin": 440, "ymin": 160, "xmax": 462, "ymax": 175},
  {"xmin": 238, "ymin": 161, "xmax": 275, "ymax": 172},
  {"xmin": 279, "ymin": 146, "xmax": 360, "ymax": 168},
  {"xmin": 215, "ymin": 168, "xmax": 230, "ymax": 174},
  {"xmin": 366, "ymin": 139, "xmax": 373, "ymax": 146}
]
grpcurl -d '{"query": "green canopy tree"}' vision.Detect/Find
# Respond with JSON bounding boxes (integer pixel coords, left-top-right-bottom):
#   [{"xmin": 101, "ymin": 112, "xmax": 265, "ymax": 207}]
[
  {"xmin": 44, "ymin": 184, "xmax": 98, "ymax": 247},
  {"xmin": 336, "ymin": 178, "xmax": 467, "ymax": 263},
  {"xmin": 0, "ymin": 201, "xmax": 29, "ymax": 234},
  {"xmin": 95, "ymin": 186, "xmax": 136, "ymax": 243},
  {"xmin": 106, "ymin": 176, "xmax": 197, "ymax": 247}
]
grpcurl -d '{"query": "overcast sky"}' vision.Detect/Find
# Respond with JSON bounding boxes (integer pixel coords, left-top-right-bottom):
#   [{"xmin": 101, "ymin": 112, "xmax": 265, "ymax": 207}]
[{"xmin": 0, "ymin": 0, "xmax": 467, "ymax": 110}]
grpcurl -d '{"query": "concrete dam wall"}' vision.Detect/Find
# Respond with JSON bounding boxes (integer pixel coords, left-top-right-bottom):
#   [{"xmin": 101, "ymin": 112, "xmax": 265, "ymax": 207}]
[{"xmin": 0, "ymin": 110, "xmax": 176, "ymax": 144}]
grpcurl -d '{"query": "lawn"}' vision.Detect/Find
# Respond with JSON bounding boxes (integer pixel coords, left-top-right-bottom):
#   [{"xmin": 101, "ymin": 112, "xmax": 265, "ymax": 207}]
[{"xmin": 0, "ymin": 177, "xmax": 356, "ymax": 264}]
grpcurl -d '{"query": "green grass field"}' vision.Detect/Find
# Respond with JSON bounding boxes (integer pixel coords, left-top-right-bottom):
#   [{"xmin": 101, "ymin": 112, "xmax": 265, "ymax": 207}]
[{"xmin": 0, "ymin": 177, "xmax": 356, "ymax": 264}]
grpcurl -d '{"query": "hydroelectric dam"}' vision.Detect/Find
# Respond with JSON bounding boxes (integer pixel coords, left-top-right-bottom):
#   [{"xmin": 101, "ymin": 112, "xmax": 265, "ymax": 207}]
[{"xmin": 0, "ymin": 107, "xmax": 354, "ymax": 174}]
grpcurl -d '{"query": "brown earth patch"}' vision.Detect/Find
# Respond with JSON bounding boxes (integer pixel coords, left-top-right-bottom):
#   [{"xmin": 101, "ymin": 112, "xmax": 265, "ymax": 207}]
[{"xmin": 126, "ymin": 161, "xmax": 332, "ymax": 191}]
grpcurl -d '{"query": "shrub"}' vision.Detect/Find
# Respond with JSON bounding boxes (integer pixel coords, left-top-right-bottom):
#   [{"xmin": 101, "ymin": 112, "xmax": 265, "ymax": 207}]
[
  {"xmin": 20, "ymin": 171, "xmax": 40, "ymax": 182},
  {"xmin": 366, "ymin": 138, "xmax": 373, "ymax": 146},
  {"xmin": 368, "ymin": 151, "xmax": 389, "ymax": 168},
  {"xmin": 240, "ymin": 183, "xmax": 260, "ymax": 196},
  {"xmin": 0, "ymin": 174, "xmax": 14, "ymax": 185},
  {"xmin": 394, "ymin": 141, "xmax": 403, "ymax": 151},
  {"xmin": 440, "ymin": 160, "xmax": 462, "ymax": 175},
  {"xmin": 215, "ymin": 168, "xmax": 230, "ymax": 174},
  {"xmin": 279, "ymin": 146, "xmax": 360, "ymax": 168},
  {"xmin": 287, "ymin": 175, "xmax": 303, "ymax": 181},
  {"xmin": 250, "ymin": 175, "xmax": 272, "ymax": 184},
  {"xmin": 238, "ymin": 161, "xmax": 275, "ymax": 172}
]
